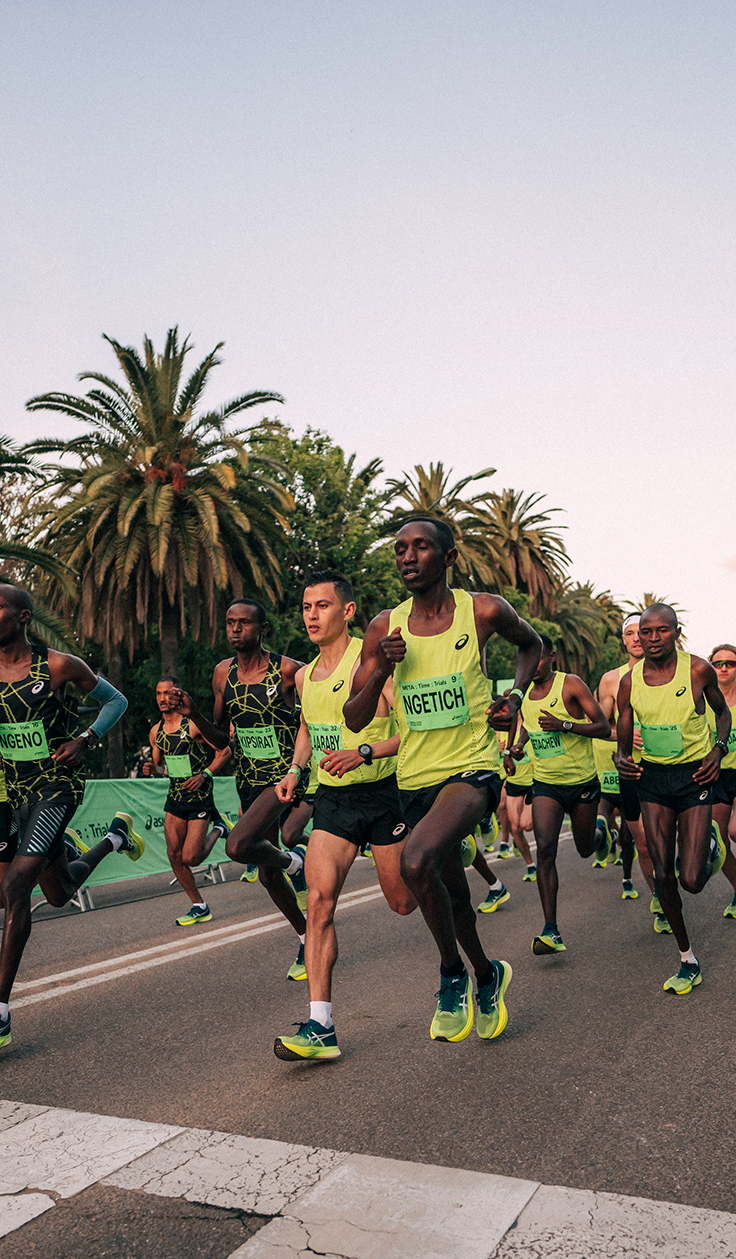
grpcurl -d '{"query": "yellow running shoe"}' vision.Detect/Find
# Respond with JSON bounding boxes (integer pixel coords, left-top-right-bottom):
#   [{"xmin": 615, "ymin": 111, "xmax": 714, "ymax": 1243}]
[
  {"xmin": 461, "ymin": 835, "xmax": 477, "ymax": 867},
  {"xmin": 621, "ymin": 880, "xmax": 638, "ymax": 900},
  {"xmin": 476, "ymin": 961, "xmax": 512, "ymax": 1040},
  {"xmin": 430, "ymin": 969, "xmax": 473, "ymax": 1042},
  {"xmin": 663, "ymin": 960, "xmax": 701, "ymax": 995},
  {"xmin": 287, "ymin": 943, "xmax": 307, "ymax": 981},
  {"xmin": 111, "ymin": 813, "xmax": 145, "ymax": 861},
  {"xmin": 176, "ymin": 903, "xmax": 212, "ymax": 926}
]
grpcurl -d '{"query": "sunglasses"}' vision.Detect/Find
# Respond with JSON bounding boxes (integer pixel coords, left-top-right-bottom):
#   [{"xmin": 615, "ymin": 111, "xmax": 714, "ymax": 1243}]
[{"xmin": 712, "ymin": 660, "xmax": 736, "ymax": 669}]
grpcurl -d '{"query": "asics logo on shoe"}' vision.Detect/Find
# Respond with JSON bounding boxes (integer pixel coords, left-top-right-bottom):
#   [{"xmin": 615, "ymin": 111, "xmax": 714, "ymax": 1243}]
[
  {"xmin": 332, "ymin": 679, "xmax": 345, "ymax": 692},
  {"xmin": 393, "ymin": 823, "xmax": 407, "ymax": 836},
  {"xmin": 454, "ymin": 634, "xmax": 469, "ymax": 649},
  {"xmin": 31, "ymin": 681, "xmax": 44, "ymax": 694},
  {"xmin": 676, "ymin": 687, "xmax": 686, "ymax": 696}
]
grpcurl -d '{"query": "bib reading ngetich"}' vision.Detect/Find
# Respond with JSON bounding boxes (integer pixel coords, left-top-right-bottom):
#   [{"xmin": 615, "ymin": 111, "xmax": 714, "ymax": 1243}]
[
  {"xmin": 390, "ymin": 589, "xmax": 497, "ymax": 791},
  {"xmin": 302, "ymin": 637, "xmax": 396, "ymax": 787},
  {"xmin": 0, "ymin": 645, "xmax": 84, "ymax": 809}
]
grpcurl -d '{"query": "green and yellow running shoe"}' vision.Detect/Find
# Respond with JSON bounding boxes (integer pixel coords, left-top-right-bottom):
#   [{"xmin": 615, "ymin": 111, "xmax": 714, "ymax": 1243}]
[
  {"xmin": 0, "ymin": 1011, "xmax": 10, "ymax": 1050},
  {"xmin": 522, "ymin": 866, "xmax": 537, "ymax": 882},
  {"xmin": 110, "ymin": 813, "xmax": 145, "ymax": 861},
  {"xmin": 63, "ymin": 827, "xmax": 89, "ymax": 863},
  {"xmin": 461, "ymin": 835, "xmax": 477, "ymax": 867},
  {"xmin": 663, "ymin": 959, "xmax": 701, "ymax": 995},
  {"xmin": 497, "ymin": 842, "xmax": 512, "ymax": 859},
  {"xmin": 592, "ymin": 818, "xmax": 611, "ymax": 868},
  {"xmin": 274, "ymin": 1019, "xmax": 340, "ymax": 1061},
  {"xmin": 621, "ymin": 880, "xmax": 638, "ymax": 900},
  {"xmin": 476, "ymin": 961, "xmax": 512, "ymax": 1040},
  {"xmin": 723, "ymin": 894, "xmax": 736, "ymax": 919},
  {"xmin": 650, "ymin": 891, "xmax": 662, "ymax": 914},
  {"xmin": 710, "ymin": 822, "xmax": 727, "ymax": 878},
  {"xmin": 532, "ymin": 930, "xmax": 566, "ymax": 955},
  {"xmin": 479, "ymin": 814, "xmax": 499, "ymax": 851},
  {"xmin": 287, "ymin": 844, "xmax": 309, "ymax": 912},
  {"xmin": 609, "ymin": 843, "xmax": 623, "ymax": 867},
  {"xmin": 240, "ymin": 865, "xmax": 259, "ymax": 883},
  {"xmin": 654, "ymin": 913, "xmax": 673, "ymax": 934},
  {"xmin": 176, "ymin": 903, "xmax": 212, "ymax": 927},
  {"xmin": 209, "ymin": 812, "xmax": 235, "ymax": 839},
  {"xmin": 477, "ymin": 885, "xmax": 510, "ymax": 913},
  {"xmin": 430, "ymin": 969, "xmax": 473, "ymax": 1042},
  {"xmin": 287, "ymin": 943, "xmax": 307, "ymax": 981}
]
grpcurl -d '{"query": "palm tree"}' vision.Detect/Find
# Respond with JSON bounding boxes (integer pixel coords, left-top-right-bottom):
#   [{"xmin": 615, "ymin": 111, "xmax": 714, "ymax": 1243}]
[
  {"xmin": 24, "ymin": 328, "xmax": 290, "ymax": 678},
  {"xmin": 470, "ymin": 489, "xmax": 570, "ymax": 615},
  {"xmin": 552, "ymin": 581, "xmax": 622, "ymax": 679},
  {"xmin": 384, "ymin": 462, "xmax": 498, "ymax": 588}
]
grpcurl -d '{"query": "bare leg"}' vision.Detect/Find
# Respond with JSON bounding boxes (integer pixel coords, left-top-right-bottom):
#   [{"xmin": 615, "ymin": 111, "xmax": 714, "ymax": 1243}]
[
  {"xmin": 280, "ymin": 800, "xmax": 313, "ymax": 850},
  {"xmin": 165, "ymin": 813, "xmax": 201, "ymax": 904},
  {"xmin": 618, "ymin": 817, "xmax": 635, "ymax": 880},
  {"xmin": 713, "ymin": 800, "xmax": 736, "ymax": 894},
  {"xmin": 506, "ymin": 794, "xmax": 534, "ymax": 865},
  {"xmin": 181, "ymin": 817, "xmax": 220, "ymax": 871},
  {"xmin": 371, "ymin": 840, "xmax": 416, "ymax": 914},
  {"xmin": 471, "ymin": 845, "xmax": 495, "ymax": 887},
  {"xmin": 303, "ymin": 832, "xmax": 356, "ymax": 1001},
  {"xmin": 226, "ymin": 788, "xmax": 306, "ymax": 935},
  {"xmin": 640, "ymin": 801, "xmax": 690, "ymax": 951},
  {"xmin": 531, "ymin": 795, "xmax": 565, "ymax": 925},
  {"xmin": 569, "ymin": 798, "xmax": 601, "ymax": 858}
]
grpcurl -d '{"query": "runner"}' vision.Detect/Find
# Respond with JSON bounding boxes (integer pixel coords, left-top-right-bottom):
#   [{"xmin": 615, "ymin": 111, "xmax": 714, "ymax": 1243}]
[
  {"xmin": 0, "ymin": 584, "xmax": 140, "ymax": 1048},
  {"xmin": 344, "ymin": 518, "xmax": 541, "ymax": 1044},
  {"xmin": 211, "ymin": 599, "xmax": 308, "ymax": 979},
  {"xmin": 518, "ymin": 634, "xmax": 610, "ymax": 955},
  {"xmin": 499, "ymin": 739, "xmax": 537, "ymax": 885},
  {"xmin": 615, "ymin": 604, "xmax": 729, "ymax": 994},
  {"xmin": 273, "ymin": 571, "xmax": 415, "ymax": 1061},
  {"xmin": 142, "ymin": 676, "xmax": 232, "ymax": 925},
  {"xmin": 706, "ymin": 644, "xmax": 736, "ymax": 917}
]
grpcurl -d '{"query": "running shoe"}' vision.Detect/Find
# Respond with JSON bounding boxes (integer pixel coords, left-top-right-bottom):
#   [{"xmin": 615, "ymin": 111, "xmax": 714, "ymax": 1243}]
[
  {"xmin": 477, "ymin": 885, "xmax": 510, "ymax": 913},
  {"xmin": 274, "ymin": 1019, "xmax": 341, "ymax": 1061},
  {"xmin": 0, "ymin": 1012, "xmax": 10, "ymax": 1050},
  {"xmin": 497, "ymin": 842, "xmax": 512, "ymax": 859},
  {"xmin": 480, "ymin": 815, "xmax": 499, "ymax": 851},
  {"xmin": 650, "ymin": 892, "xmax": 662, "ymax": 915},
  {"xmin": 723, "ymin": 895, "xmax": 736, "ymax": 919},
  {"xmin": 476, "ymin": 961, "xmax": 512, "ymax": 1040},
  {"xmin": 710, "ymin": 822, "xmax": 727, "ymax": 878},
  {"xmin": 461, "ymin": 835, "xmax": 477, "ymax": 867},
  {"xmin": 63, "ymin": 828, "xmax": 89, "ymax": 863},
  {"xmin": 110, "ymin": 813, "xmax": 145, "ymax": 861},
  {"xmin": 609, "ymin": 843, "xmax": 623, "ymax": 867},
  {"xmin": 532, "ymin": 930, "xmax": 566, "ymax": 955},
  {"xmin": 209, "ymin": 812, "xmax": 234, "ymax": 838},
  {"xmin": 663, "ymin": 960, "xmax": 701, "ymax": 995},
  {"xmin": 287, "ymin": 943, "xmax": 307, "ymax": 981},
  {"xmin": 240, "ymin": 865, "xmax": 259, "ymax": 882},
  {"xmin": 430, "ymin": 969, "xmax": 473, "ymax": 1042},
  {"xmin": 654, "ymin": 913, "xmax": 673, "ymax": 934},
  {"xmin": 522, "ymin": 866, "xmax": 537, "ymax": 882},
  {"xmin": 592, "ymin": 819, "xmax": 611, "ymax": 868},
  {"xmin": 621, "ymin": 880, "xmax": 638, "ymax": 900},
  {"xmin": 176, "ymin": 903, "xmax": 212, "ymax": 927},
  {"xmin": 287, "ymin": 844, "xmax": 309, "ymax": 912}
]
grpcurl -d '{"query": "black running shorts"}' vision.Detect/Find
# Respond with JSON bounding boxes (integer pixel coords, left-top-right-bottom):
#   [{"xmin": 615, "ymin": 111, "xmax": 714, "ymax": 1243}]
[
  {"xmin": 399, "ymin": 769, "xmax": 502, "ymax": 831},
  {"xmin": 714, "ymin": 767, "xmax": 736, "ymax": 807},
  {"xmin": 636, "ymin": 759, "xmax": 714, "ymax": 812},
  {"xmin": 618, "ymin": 774, "xmax": 641, "ymax": 822},
  {"xmin": 312, "ymin": 775, "xmax": 408, "ymax": 848},
  {"xmin": 10, "ymin": 792, "xmax": 79, "ymax": 864},
  {"xmin": 532, "ymin": 777, "xmax": 601, "ymax": 809},
  {"xmin": 164, "ymin": 795, "xmax": 216, "ymax": 823},
  {"xmin": 504, "ymin": 780, "xmax": 533, "ymax": 802}
]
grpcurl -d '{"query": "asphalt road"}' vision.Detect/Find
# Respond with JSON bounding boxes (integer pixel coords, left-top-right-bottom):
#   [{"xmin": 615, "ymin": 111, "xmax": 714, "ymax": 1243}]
[{"xmin": 3, "ymin": 842, "xmax": 735, "ymax": 1215}]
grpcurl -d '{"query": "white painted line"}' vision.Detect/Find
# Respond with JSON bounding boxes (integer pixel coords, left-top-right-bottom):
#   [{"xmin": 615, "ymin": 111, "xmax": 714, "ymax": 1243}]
[
  {"xmin": 14, "ymin": 883, "xmax": 382, "ymax": 993},
  {"xmin": 13, "ymin": 889, "xmax": 386, "ymax": 1010}
]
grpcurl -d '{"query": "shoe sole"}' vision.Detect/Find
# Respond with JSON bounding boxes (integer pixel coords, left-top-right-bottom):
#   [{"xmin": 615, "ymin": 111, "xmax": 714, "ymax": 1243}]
[
  {"xmin": 0, "ymin": 1032, "xmax": 11, "ymax": 1049},
  {"xmin": 478, "ymin": 892, "xmax": 510, "ymax": 913},
  {"xmin": 522, "ymin": 874, "xmax": 537, "ymax": 882},
  {"xmin": 477, "ymin": 961, "xmax": 512, "ymax": 1040},
  {"xmin": 653, "ymin": 918, "xmax": 673, "ymax": 934},
  {"xmin": 176, "ymin": 914, "xmax": 213, "ymax": 926},
  {"xmin": 287, "ymin": 970, "xmax": 308, "ymax": 981},
  {"xmin": 723, "ymin": 908, "xmax": 736, "ymax": 919},
  {"xmin": 273, "ymin": 1038, "xmax": 340, "ymax": 1061},
  {"xmin": 622, "ymin": 891, "xmax": 638, "ymax": 899},
  {"xmin": 532, "ymin": 936, "xmax": 566, "ymax": 955},
  {"xmin": 240, "ymin": 871, "xmax": 259, "ymax": 882},
  {"xmin": 663, "ymin": 973, "xmax": 702, "ymax": 995},
  {"xmin": 65, "ymin": 828, "xmax": 90, "ymax": 857},
  {"xmin": 114, "ymin": 812, "xmax": 145, "ymax": 861}
]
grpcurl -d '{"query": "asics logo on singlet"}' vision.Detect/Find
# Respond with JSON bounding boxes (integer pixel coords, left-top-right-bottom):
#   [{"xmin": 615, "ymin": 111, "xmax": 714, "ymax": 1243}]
[
  {"xmin": 31, "ymin": 682, "xmax": 44, "ymax": 694},
  {"xmin": 267, "ymin": 685, "xmax": 278, "ymax": 698},
  {"xmin": 393, "ymin": 823, "xmax": 406, "ymax": 836},
  {"xmin": 675, "ymin": 687, "xmax": 686, "ymax": 696},
  {"xmin": 550, "ymin": 698, "xmax": 558, "ymax": 706},
  {"xmin": 454, "ymin": 634, "xmax": 469, "ymax": 650},
  {"xmin": 332, "ymin": 680, "xmax": 345, "ymax": 692}
]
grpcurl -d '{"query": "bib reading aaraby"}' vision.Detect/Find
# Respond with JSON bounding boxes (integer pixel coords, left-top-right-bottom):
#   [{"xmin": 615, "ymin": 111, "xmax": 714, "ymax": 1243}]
[
  {"xmin": 399, "ymin": 674, "xmax": 469, "ymax": 731},
  {"xmin": 236, "ymin": 725, "xmax": 281, "ymax": 759},
  {"xmin": 640, "ymin": 723, "xmax": 683, "ymax": 758},
  {"xmin": 308, "ymin": 722, "xmax": 343, "ymax": 754},
  {"xmin": 165, "ymin": 754, "xmax": 193, "ymax": 778},
  {"xmin": 529, "ymin": 729, "xmax": 564, "ymax": 759},
  {"xmin": 0, "ymin": 720, "xmax": 50, "ymax": 761}
]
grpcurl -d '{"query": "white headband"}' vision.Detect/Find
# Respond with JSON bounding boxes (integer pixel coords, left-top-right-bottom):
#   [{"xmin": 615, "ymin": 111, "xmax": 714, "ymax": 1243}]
[{"xmin": 622, "ymin": 614, "xmax": 640, "ymax": 632}]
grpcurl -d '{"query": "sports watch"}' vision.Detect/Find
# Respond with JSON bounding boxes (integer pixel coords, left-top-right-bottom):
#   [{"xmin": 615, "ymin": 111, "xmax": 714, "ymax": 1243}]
[
  {"xmin": 562, "ymin": 721, "xmax": 573, "ymax": 733},
  {"xmin": 358, "ymin": 744, "xmax": 373, "ymax": 765}
]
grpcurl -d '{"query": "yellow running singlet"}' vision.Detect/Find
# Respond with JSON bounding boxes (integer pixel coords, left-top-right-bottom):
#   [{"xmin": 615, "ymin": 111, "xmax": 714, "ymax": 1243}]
[
  {"xmin": 630, "ymin": 651, "xmax": 711, "ymax": 764},
  {"xmin": 302, "ymin": 637, "xmax": 396, "ymax": 788},
  {"xmin": 521, "ymin": 671, "xmax": 596, "ymax": 785}
]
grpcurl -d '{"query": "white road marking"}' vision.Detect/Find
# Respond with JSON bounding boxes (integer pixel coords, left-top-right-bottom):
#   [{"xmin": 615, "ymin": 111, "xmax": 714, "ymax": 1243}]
[{"xmin": 13, "ymin": 886, "xmax": 385, "ymax": 1010}]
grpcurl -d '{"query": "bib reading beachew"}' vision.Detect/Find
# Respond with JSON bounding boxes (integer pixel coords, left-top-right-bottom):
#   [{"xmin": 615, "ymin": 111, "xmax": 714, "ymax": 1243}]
[
  {"xmin": 236, "ymin": 725, "xmax": 281, "ymax": 759},
  {"xmin": 529, "ymin": 730, "xmax": 564, "ymax": 759},
  {"xmin": 640, "ymin": 724, "xmax": 683, "ymax": 758},
  {"xmin": 165, "ymin": 754, "xmax": 193, "ymax": 778},
  {"xmin": 308, "ymin": 723, "xmax": 343, "ymax": 754},
  {"xmin": 399, "ymin": 674, "xmax": 469, "ymax": 732},
  {"xmin": 0, "ymin": 720, "xmax": 50, "ymax": 761}
]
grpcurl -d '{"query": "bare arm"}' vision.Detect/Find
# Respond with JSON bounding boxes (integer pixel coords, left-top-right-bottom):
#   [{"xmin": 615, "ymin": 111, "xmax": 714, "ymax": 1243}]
[
  {"xmin": 538, "ymin": 676, "xmax": 609, "ymax": 739},
  {"xmin": 142, "ymin": 725, "xmax": 164, "ymax": 776},
  {"xmin": 343, "ymin": 611, "xmax": 400, "ymax": 732},
  {"xmin": 693, "ymin": 660, "xmax": 731, "ymax": 784},
  {"xmin": 476, "ymin": 595, "xmax": 541, "ymax": 728},
  {"xmin": 613, "ymin": 672, "xmax": 640, "ymax": 779},
  {"xmin": 211, "ymin": 660, "xmax": 232, "ymax": 738}
]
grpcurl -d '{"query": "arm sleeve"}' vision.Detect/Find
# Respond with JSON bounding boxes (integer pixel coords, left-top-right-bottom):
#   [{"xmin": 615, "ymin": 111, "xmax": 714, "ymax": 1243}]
[{"xmin": 87, "ymin": 676, "xmax": 128, "ymax": 737}]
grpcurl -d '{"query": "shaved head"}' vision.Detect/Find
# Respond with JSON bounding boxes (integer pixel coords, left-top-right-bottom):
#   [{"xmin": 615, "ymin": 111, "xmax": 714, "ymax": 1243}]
[
  {"xmin": 0, "ymin": 584, "xmax": 33, "ymax": 617},
  {"xmin": 640, "ymin": 603, "xmax": 678, "ymax": 630}
]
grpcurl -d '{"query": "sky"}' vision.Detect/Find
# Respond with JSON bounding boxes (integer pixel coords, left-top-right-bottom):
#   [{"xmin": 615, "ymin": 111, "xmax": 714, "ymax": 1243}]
[{"xmin": 2, "ymin": 1, "xmax": 735, "ymax": 654}]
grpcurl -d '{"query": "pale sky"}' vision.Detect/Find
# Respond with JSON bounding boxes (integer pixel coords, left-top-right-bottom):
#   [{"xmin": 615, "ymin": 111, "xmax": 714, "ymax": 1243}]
[{"xmin": 3, "ymin": 1, "xmax": 735, "ymax": 654}]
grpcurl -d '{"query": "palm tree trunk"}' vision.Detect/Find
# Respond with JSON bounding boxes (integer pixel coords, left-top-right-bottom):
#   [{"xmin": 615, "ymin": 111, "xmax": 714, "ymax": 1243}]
[
  {"xmin": 106, "ymin": 652, "xmax": 125, "ymax": 779},
  {"xmin": 160, "ymin": 599, "xmax": 179, "ymax": 678}
]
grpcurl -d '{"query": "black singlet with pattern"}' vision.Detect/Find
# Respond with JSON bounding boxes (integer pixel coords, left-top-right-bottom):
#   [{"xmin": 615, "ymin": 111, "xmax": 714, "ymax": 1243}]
[
  {"xmin": 0, "ymin": 646, "xmax": 84, "ymax": 809},
  {"xmin": 155, "ymin": 718, "xmax": 213, "ymax": 806},
  {"xmin": 223, "ymin": 653, "xmax": 299, "ymax": 791}
]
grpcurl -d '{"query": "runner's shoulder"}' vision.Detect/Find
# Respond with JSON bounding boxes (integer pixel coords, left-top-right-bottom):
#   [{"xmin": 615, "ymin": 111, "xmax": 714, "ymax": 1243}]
[
  {"xmin": 279, "ymin": 655, "xmax": 307, "ymax": 686},
  {"xmin": 47, "ymin": 649, "xmax": 95, "ymax": 688}
]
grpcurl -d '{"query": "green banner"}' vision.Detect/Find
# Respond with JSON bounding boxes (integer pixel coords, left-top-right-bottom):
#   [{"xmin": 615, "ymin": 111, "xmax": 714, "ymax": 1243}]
[{"xmin": 63, "ymin": 778, "xmax": 241, "ymax": 887}]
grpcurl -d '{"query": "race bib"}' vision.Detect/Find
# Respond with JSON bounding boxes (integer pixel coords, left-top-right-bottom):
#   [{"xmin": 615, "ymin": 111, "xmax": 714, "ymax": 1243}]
[
  {"xmin": 308, "ymin": 722, "xmax": 343, "ymax": 754},
  {"xmin": 601, "ymin": 769, "xmax": 620, "ymax": 793},
  {"xmin": 0, "ymin": 720, "xmax": 50, "ymax": 761},
  {"xmin": 712, "ymin": 727, "xmax": 736, "ymax": 751},
  {"xmin": 236, "ymin": 724, "xmax": 281, "ymax": 759},
  {"xmin": 165, "ymin": 754, "xmax": 192, "ymax": 778},
  {"xmin": 399, "ymin": 674, "xmax": 469, "ymax": 731},
  {"xmin": 640, "ymin": 723, "xmax": 683, "ymax": 758},
  {"xmin": 529, "ymin": 729, "xmax": 564, "ymax": 759}
]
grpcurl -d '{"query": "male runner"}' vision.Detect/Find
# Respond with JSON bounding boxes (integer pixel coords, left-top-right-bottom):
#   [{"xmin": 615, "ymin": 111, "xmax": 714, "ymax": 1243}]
[
  {"xmin": 272, "ymin": 571, "xmax": 415, "ymax": 1061},
  {"xmin": 345, "ymin": 518, "xmax": 541, "ymax": 1043},
  {"xmin": 707, "ymin": 643, "xmax": 736, "ymax": 917},
  {"xmin": 615, "ymin": 604, "xmax": 729, "ymax": 994},
  {"xmin": 0, "ymin": 584, "xmax": 140, "ymax": 1047},
  {"xmin": 211, "ymin": 600, "xmax": 308, "ymax": 979},
  {"xmin": 498, "ymin": 742, "xmax": 537, "ymax": 886},
  {"xmin": 518, "ymin": 634, "xmax": 610, "ymax": 955},
  {"xmin": 143, "ymin": 676, "xmax": 231, "ymax": 925}
]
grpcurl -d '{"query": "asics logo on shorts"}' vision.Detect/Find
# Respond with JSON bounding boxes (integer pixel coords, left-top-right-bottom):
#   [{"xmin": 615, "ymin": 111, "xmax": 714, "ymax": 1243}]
[
  {"xmin": 198, "ymin": 812, "xmax": 207, "ymax": 817},
  {"xmin": 332, "ymin": 680, "xmax": 345, "ymax": 692},
  {"xmin": 581, "ymin": 791, "xmax": 590, "ymax": 798},
  {"xmin": 393, "ymin": 823, "xmax": 407, "ymax": 836},
  {"xmin": 31, "ymin": 681, "xmax": 44, "ymax": 694},
  {"xmin": 454, "ymin": 634, "xmax": 469, "ymax": 649},
  {"xmin": 676, "ymin": 687, "xmax": 686, "ymax": 696},
  {"xmin": 0, "ymin": 843, "xmax": 6, "ymax": 852},
  {"xmin": 700, "ymin": 791, "xmax": 708, "ymax": 801}
]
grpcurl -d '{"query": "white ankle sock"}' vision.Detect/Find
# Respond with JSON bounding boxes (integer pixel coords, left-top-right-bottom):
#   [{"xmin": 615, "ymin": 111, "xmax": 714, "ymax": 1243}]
[
  {"xmin": 488, "ymin": 876, "xmax": 503, "ymax": 891},
  {"xmin": 286, "ymin": 851, "xmax": 303, "ymax": 877},
  {"xmin": 298, "ymin": 933, "xmax": 306, "ymax": 945},
  {"xmin": 680, "ymin": 948, "xmax": 697, "ymax": 964},
  {"xmin": 310, "ymin": 1001, "xmax": 333, "ymax": 1028},
  {"xmin": 194, "ymin": 902, "xmax": 207, "ymax": 910},
  {"xmin": 106, "ymin": 832, "xmax": 123, "ymax": 851},
  {"xmin": 0, "ymin": 1003, "xmax": 8, "ymax": 1020}
]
